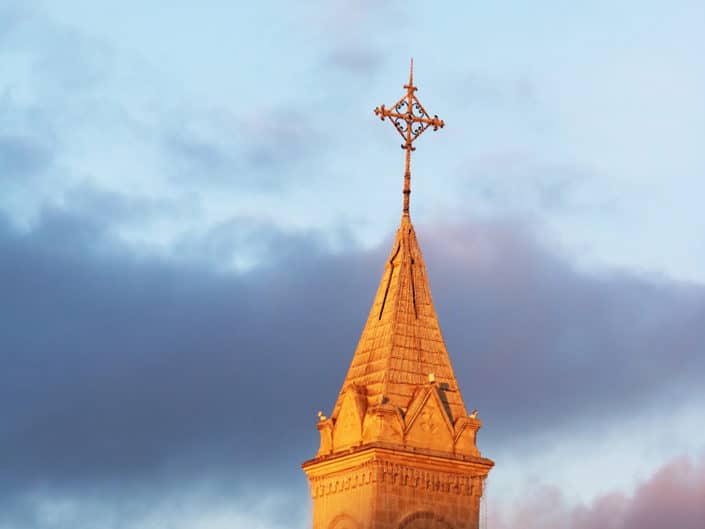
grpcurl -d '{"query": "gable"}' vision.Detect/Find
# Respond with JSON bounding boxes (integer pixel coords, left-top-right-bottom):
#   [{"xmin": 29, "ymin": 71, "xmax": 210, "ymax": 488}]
[
  {"xmin": 404, "ymin": 387, "xmax": 455, "ymax": 452},
  {"xmin": 332, "ymin": 386, "xmax": 367, "ymax": 451}
]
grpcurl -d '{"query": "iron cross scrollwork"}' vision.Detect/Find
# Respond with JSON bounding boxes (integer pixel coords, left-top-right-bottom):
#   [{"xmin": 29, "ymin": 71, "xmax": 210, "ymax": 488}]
[{"xmin": 374, "ymin": 59, "xmax": 445, "ymax": 216}]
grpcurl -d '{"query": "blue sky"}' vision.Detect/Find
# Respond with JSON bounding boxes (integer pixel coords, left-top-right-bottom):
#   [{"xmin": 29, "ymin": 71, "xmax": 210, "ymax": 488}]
[
  {"xmin": 4, "ymin": 0, "xmax": 705, "ymax": 278},
  {"xmin": 1, "ymin": 1, "xmax": 705, "ymax": 528}
]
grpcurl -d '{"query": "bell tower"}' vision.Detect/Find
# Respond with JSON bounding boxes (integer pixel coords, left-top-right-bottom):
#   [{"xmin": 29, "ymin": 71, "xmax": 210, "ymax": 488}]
[{"xmin": 302, "ymin": 61, "xmax": 493, "ymax": 529}]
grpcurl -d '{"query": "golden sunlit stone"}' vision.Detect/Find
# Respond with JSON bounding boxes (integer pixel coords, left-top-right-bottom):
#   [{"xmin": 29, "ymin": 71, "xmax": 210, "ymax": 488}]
[{"xmin": 302, "ymin": 62, "xmax": 493, "ymax": 529}]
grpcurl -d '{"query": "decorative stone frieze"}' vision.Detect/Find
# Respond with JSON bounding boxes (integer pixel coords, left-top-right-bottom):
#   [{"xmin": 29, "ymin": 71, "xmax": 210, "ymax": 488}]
[{"xmin": 378, "ymin": 460, "xmax": 484, "ymax": 498}]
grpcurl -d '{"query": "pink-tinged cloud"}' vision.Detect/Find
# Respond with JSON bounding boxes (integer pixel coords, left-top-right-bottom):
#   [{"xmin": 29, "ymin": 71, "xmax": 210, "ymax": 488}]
[{"xmin": 490, "ymin": 455, "xmax": 705, "ymax": 529}]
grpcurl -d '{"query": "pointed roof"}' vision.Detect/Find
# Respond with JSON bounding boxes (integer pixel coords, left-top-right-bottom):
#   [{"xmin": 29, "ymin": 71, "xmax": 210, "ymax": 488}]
[{"xmin": 332, "ymin": 214, "xmax": 468, "ymax": 423}]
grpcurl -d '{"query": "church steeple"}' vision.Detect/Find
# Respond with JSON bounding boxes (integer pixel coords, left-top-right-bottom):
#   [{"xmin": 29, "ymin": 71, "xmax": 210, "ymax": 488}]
[{"xmin": 303, "ymin": 63, "xmax": 493, "ymax": 529}]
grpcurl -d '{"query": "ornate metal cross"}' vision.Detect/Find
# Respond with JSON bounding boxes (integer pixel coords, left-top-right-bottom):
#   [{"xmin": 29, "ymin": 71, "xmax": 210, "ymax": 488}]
[{"xmin": 374, "ymin": 59, "xmax": 445, "ymax": 216}]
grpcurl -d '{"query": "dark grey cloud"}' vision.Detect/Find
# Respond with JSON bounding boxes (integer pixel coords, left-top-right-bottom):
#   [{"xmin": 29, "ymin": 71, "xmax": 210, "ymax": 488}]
[
  {"xmin": 174, "ymin": 215, "xmax": 328, "ymax": 268},
  {"xmin": 0, "ymin": 206, "xmax": 373, "ymax": 490},
  {"xmin": 1, "ymin": 199, "xmax": 704, "ymax": 524},
  {"xmin": 422, "ymin": 220, "xmax": 705, "ymax": 442}
]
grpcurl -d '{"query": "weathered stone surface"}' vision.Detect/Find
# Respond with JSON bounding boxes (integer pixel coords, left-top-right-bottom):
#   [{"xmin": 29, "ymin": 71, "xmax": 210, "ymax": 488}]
[{"xmin": 303, "ymin": 447, "xmax": 491, "ymax": 529}]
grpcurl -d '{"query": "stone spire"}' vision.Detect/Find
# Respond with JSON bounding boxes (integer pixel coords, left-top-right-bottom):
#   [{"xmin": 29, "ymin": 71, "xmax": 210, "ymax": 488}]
[{"xmin": 331, "ymin": 213, "xmax": 468, "ymax": 425}]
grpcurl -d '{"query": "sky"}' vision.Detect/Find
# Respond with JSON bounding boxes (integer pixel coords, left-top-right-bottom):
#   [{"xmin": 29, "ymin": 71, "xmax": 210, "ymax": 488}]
[{"xmin": 1, "ymin": 1, "xmax": 704, "ymax": 528}]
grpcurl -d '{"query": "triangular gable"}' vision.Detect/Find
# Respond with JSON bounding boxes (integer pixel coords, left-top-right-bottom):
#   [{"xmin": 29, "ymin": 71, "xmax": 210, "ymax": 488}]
[
  {"xmin": 332, "ymin": 385, "xmax": 367, "ymax": 451},
  {"xmin": 404, "ymin": 385, "xmax": 455, "ymax": 452}
]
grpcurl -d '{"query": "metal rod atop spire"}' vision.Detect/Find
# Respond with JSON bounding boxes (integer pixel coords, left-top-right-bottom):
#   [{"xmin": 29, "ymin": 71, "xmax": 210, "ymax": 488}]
[{"xmin": 374, "ymin": 59, "xmax": 444, "ymax": 216}]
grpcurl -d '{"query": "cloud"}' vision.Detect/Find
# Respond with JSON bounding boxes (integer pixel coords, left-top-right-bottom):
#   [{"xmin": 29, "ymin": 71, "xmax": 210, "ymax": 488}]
[
  {"xmin": 326, "ymin": 47, "xmax": 383, "ymax": 76},
  {"xmin": 173, "ymin": 215, "xmax": 327, "ymax": 270},
  {"xmin": 457, "ymin": 150, "xmax": 615, "ymax": 215},
  {"xmin": 0, "ymin": 205, "xmax": 368, "ymax": 489},
  {"xmin": 2, "ymin": 199, "xmax": 704, "ymax": 486},
  {"xmin": 1, "ymin": 189, "xmax": 704, "ymax": 526},
  {"xmin": 0, "ymin": 134, "xmax": 53, "ymax": 179},
  {"xmin": 0, "ymin": 483, "xmax": 308, "ymax": 529},
  {"xmin": 0, "ymin": 4, "xmax": 332, "ymax": 243},
  {"xmin": 163, "ymin": 106, "xmax": 325, "ymax": 193},
  {"xmin": 424, "ymin": 219, "xmax": 705, "ymax": 439},
  {"xmin": 489, "ymin": 455, "xmax": 705, "ymax": 529}
]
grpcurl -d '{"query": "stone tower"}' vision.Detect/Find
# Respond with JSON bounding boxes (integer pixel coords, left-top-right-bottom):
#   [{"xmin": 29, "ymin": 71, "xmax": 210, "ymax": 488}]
[{"xmin": 302, "ymin": 63, "xmax": 494, "ymax": 529}]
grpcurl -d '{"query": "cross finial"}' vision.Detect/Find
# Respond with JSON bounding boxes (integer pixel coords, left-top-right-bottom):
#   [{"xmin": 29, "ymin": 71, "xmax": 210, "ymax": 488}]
[{"xmin": 374, "ymin": 59, "xmax": 444, "ymax": 216}]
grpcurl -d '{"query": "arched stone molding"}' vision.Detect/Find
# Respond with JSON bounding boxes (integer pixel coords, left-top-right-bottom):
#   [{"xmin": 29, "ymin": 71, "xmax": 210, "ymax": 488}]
[
  {"xmin": 327, "ymin": 512, "xmax": 362, "ymax": 529},
  {"xmin": 398, "ymin": 511, "xmax": 456, "ymax": 529}
]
